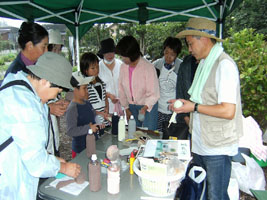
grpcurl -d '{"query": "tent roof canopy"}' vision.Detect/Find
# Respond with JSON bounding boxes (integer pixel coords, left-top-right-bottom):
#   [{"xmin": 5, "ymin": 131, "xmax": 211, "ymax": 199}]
[{"xmin": 0, "ymin": 0, "xmax": 242, "ymax": 39}]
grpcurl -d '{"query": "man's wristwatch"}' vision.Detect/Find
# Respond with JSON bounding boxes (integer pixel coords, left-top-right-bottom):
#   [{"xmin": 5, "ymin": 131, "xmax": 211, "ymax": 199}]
[{"xmin": 194, "ymin": 103, "xmax": 199, "ymax": 112}]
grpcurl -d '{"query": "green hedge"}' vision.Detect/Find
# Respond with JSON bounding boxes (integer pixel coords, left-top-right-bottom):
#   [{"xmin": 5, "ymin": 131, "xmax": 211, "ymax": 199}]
[
  {"xmin": 0, "ymin": 53, "xmax": 16, "ymax": 63},
  {"xmin": 223, "ymin": 28, "xmax": 267, "ymax": 130}
]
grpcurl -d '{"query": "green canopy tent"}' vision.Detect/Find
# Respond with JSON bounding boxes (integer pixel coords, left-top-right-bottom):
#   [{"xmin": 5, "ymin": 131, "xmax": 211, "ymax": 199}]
[{"xmin": 0, "ymin": 0, "xmax": 242, "ymax": 68}]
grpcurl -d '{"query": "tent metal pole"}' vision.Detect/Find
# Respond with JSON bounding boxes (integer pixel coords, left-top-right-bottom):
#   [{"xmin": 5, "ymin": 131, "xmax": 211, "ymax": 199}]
[
  {"xmin": 0, "ymin": 8, "xmax": 27, "ymax": 21},
  {"xmin": 219, "ymin": 2, "xmax": 224, "ymax": 40},
  {"xmin": 75, "ymin": 12, "xmax": 80, "ymax": 71},
  {"xmin": 36, "ymin": 9, "xmax": 75, "ymax": 22},
  {"xmin": 29, "ymin": 2, "xmax": 73, "ymax": 24},
  {"xmin": 81, "ymin": 7, "xmax": 138, "ymax": 24}
]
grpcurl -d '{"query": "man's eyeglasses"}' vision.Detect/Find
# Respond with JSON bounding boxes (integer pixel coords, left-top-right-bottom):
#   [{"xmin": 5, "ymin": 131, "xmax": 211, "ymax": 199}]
[{"xmin": 50, "ymin": 83, "xmax": 69, "ymax": 92}]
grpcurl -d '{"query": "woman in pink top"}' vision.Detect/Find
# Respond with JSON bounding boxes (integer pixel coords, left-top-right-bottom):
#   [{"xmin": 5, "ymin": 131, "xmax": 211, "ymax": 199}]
[{"xmin": 116, "ymin": 36, "xmax": 160, "ymax": 130}]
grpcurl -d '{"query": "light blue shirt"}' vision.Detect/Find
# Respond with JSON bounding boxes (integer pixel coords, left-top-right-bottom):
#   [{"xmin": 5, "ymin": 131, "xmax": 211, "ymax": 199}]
[{"xmin": 0, "ymin": 71, "xmax": 60, "ymax": 200}]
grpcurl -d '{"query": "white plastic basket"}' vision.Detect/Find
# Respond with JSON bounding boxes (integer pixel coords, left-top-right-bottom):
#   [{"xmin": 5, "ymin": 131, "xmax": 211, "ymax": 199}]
[{"xmin": 133, "ymin": 159, "xmax": 186, "ymax": 197}]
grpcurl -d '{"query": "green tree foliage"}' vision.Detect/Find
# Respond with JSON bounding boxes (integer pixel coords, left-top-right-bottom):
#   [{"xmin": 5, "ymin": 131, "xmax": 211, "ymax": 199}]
[
  {"xmin": 225, "ymin": 0, "xmax": 267, "ymax": 37},
  {"xmin": 0, "ymin": 53, "xmax": 16, "ymax": 79},
  {"xmin": 114, "ymin": 22, "xmax": 186, "ymax": 60},
  {"xmin": 0, "ymin": 35, "xmax": 13, "ymax": 51},
  {"xmin": 80, "ymin": 24, "xmax": 111, "ymax": 54},
  {"xmin": 78, "ymin": 22, "xmax": 185, "ymax": 60},
  {"xmin": 65, "ymin": 25, "xmax": 111, "ymax": 65},
  {"xmin": 223, "ymin": 28, "xmax": 267, "ymax": 129}
]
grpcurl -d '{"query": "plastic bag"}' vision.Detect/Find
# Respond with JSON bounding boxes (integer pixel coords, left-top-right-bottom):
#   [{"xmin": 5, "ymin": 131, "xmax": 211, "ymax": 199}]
[
  {"xmin": 231, "ymin": 153, "xmax": 266, "ymax": 196},
  {"xmin": 227, "ymin": 178, "xmax": 239, "ymax": 200}
]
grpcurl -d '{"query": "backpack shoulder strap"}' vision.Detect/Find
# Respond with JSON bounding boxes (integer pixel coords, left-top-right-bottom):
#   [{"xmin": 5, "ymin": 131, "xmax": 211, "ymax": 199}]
[
  {"xmin": 0, "ymin": 80, "xmax": 34, "ymax": 94},
  {"xmin": 0, "ymin": 80, "xmax": 34, "ymax": 152}
]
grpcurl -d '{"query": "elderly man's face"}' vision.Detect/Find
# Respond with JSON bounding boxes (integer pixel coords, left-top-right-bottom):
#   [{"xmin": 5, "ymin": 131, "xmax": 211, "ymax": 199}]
[{"xmin": 186, "ymin": 35, "xmax": 208, "ymax": 60}]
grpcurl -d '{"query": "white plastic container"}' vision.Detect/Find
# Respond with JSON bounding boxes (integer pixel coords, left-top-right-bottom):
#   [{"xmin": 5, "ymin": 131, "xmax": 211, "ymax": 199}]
[
  {"xmin": 118, "ymin": 116, "xmax": 125, "ymax": 141},
  {"xmin": 128, "ymin": 115, "xmax": 136, "ymax": 139},
  {"xmin": 133, "ymin": 159, "xmax": 186, "ymax": 197},
  {"xmin": 107, "ymin": 161, "xmax": 120, "ymax": 194}
]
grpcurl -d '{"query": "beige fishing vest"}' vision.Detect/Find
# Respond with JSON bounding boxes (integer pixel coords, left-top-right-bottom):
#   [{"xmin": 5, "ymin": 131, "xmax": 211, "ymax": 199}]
[{"xmin": 189, "ymin": 52, "xmax": 243, "ymax": 147}]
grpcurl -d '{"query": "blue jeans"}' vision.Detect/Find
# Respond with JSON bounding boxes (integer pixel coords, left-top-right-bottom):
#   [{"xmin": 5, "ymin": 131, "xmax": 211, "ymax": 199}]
[
  {"xmin": 129, "ymin": 103, "xmax": 158, "ymax": 131},
  {"xmin": 193, "ymin": 153, "xmax": 232, "ymax": 200}
]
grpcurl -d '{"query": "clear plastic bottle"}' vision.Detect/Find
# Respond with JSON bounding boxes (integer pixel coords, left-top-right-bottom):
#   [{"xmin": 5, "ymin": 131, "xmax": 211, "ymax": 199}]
[
  {"xmin": 86, "ymin": 129, "xmax": 96, "ymax": 158},
  {"xmin": 88, "ymin": 154, "xmax": 101, "ymax": 192},
  {"xmin": 128, "ymin": 115, "xmax": 136, "ymax": 139},
  {"xmin": 118, "ymin": 116, "xmax": 125, "ymax": 141},
  {"xmin": 107, "ymin": 160, "xmax": 120, "ymax": 194}
]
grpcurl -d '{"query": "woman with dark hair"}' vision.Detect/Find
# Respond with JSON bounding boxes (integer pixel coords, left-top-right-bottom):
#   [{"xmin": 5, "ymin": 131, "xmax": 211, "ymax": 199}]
[
  {"xmin": 153, "ymin": 37, "xmax": 182, "ymax": 132},
  {"xmin": 97, "ymin": 38, "xmax": 123, "ymax": 115},
  {"xmin": 116, "ymin": 35, "xmax": 160, "ymax": 131},
  {"xmin": 4, "ymin": 22, "xmax": 48, "ymax": 77}
]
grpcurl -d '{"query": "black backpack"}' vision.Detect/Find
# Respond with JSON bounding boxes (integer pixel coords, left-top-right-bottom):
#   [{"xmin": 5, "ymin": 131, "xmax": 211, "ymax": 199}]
[{"xmin": 174, "ymin": 162, "xmax": 207, "ymax": 200}]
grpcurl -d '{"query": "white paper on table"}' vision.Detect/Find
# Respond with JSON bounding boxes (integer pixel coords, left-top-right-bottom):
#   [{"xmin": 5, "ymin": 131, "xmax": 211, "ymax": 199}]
[
  {"xmin": 143, "ymin": 140, "xmax": 158, "ymax": 157},
  {"xmin": 143, "ymin": 140, "xmax": 191, "ymax": 160},
  {"xmin": 49, "ymin": 176, "xmax": 89, "ymax": 196}
]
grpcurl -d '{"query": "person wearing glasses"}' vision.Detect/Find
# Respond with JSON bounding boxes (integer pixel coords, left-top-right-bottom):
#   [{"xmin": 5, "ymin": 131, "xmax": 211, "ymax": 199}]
[{"xmin": 0, "ymin": 52, "xmax": 81, "ymax": 200}]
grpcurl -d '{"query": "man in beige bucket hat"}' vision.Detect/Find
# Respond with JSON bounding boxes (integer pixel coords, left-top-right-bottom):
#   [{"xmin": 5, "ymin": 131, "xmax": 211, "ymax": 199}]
[
  {"xmin": 170, "ymin": 18, "xmax": 243, "ymax": 200},
  {"xmin": 0, "ymin": 52, "xmax": 81, "ymax": 199}
]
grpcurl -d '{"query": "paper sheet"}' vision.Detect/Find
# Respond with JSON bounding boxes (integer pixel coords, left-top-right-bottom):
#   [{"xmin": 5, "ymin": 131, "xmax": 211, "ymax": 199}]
[
  {"xmin": 49, "ymin": 176, "xmax": 89, "ymax": 196},
  {"xmin": 143, "ymin": 140, "xmax": 191, "ymax": 160}
]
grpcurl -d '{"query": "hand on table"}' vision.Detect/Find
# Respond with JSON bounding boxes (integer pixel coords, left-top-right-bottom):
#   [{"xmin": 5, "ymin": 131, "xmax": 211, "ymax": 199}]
[{"xmin": 60, "ymin": 162, "xmax": 81, "ymax": 178}]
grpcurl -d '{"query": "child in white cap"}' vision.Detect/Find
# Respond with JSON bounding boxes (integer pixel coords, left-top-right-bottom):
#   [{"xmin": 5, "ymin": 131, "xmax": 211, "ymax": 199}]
[{"xmin": 66, "ymin": 71, "xmax": 105, "ymax": 158}]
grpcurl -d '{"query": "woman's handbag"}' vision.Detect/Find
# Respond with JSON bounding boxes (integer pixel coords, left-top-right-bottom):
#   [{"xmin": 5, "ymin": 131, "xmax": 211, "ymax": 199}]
[{"xmin": 162, "ymin": 121, "xmax": 189, "ymax": 140}]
